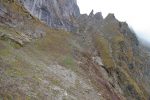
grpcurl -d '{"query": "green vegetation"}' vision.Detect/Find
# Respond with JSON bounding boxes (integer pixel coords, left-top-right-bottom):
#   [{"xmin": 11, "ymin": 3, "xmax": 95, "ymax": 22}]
[
  {"xmin": 116, "ymin": 67, "xmax": 147, "ymax": 100},
  {"xmin": 59, "ymin": 55, "xmax": 78, "ymax": 73},
  {"xmin": 112, "ymin": 33, "xmax": 124, "ymax": 43},
  {"xmin": 94, "ymin": 35, "xmax": 115, "ymax": 70},
  {"xmin": 51, "ymin": 78, "xmax": 61, "ymax": 86},
  {"xmin": 0, "ymin": 45, "xmax": 11, "ymax": 56},
  {"xmin": 0, "ymin": 19, "xmax": 75, "ymax": 99},
  {"xmin": 109, "ymin": 33, "xmax": 148, "ymax": 99},
  {"xmin": 34, "ymin": 29, "xmax": 70, "ymax": 54},
  {"xmin": 63, "ymin": 56, "xmax": 75, "ymax": 67}
]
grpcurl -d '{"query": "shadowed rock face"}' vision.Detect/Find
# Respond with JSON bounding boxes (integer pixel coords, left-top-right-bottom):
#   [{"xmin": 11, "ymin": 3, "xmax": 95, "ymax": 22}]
[{"xmin": 18, "ymin": 0, "xmax": 80, "ymax": 30}]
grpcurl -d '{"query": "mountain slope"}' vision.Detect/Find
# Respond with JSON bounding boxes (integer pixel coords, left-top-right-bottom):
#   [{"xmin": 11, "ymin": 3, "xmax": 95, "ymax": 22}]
[{"xmin": 0, "ymin": 0, "xmax": 150, "ymax": 100}]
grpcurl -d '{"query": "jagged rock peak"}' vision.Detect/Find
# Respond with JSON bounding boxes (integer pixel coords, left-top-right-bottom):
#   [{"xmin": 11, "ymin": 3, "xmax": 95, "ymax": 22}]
[
  {"xmin": 88, "ymin": 10, "xmax": 103, "ymax": 21},
  {"xmin": 89, "ymin": 9, "xmax": 94, "ymax": 17},
  {"xmin": 94, "ymin": 12, "xmax": 103, "ymax": 20},
  {"xmin": 105, "ymin": 13, "xmax": 118, "ymax": 21}
]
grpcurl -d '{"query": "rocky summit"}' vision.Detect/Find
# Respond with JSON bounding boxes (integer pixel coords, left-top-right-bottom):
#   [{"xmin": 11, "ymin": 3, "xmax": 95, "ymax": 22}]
[{"xmin": 0, "ymin": 0, "xmax": 150, "ymax": 100}]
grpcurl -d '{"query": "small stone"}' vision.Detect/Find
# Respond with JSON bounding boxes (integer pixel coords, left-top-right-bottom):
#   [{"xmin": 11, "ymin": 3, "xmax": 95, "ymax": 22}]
[
  {"xmin": 64, "ymin": 91, "xmax": 68, "ymax": 96},
  {"xmin": 92, "ymin": 56, "xmax": 104, "ymax": 66}
]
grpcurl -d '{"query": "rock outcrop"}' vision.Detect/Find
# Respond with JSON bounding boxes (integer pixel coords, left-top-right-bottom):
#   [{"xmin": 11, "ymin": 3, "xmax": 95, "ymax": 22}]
[{"xmin": 18, "ymin": 0, "xmax": 80, "ymax": 31}]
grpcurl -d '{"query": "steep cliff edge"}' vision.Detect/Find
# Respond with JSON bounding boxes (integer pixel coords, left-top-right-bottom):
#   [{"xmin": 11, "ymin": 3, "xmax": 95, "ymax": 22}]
[
  {"xmin": 18, "ymin": 0, "xmax": 80, "ymax": 31},
  {"xmin": 0, "ymin": 0, "xmax": 150, "ymax": 100}
]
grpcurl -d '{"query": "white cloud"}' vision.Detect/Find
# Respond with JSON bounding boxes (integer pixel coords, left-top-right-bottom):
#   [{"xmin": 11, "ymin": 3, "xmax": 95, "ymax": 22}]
[{"xmin": 77, "ymin": 0, "xmax": 150, "ymax": 43}]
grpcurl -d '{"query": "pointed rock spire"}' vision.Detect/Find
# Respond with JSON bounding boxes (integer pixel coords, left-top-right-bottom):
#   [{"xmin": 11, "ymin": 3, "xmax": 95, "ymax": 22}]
[
  {"xmin": 94, "ymin": 12, "xmax": 103, "ymax": 20},
  {"xmin": 105, "ymin": 13, "xmax": 117, "ymax": 21},
  {"xmin": 89, "ymin": 9, "xmax": 94, "ymax": 17},
  {"xmin": 104, "ymin": 13, "xmax": 119, "ymax": 24}
]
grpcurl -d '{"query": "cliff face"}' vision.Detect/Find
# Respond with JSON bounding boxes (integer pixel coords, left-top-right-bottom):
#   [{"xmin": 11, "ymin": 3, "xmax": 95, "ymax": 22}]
[
  {"xmin": 75, "ymin": 12, "xmax": 150, "ymax": 100},
  {"xmin": 0, "ymin": 0, "xmax": 150, "ymax": 100},
  {"xmin": 18, "ymin": 0, "xmax": 80, "ymax": 31}
]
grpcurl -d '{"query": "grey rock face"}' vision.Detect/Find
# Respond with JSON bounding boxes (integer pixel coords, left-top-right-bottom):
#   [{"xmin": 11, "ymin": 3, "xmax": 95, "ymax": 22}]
[
  {"xmin": 0, "ymin": 4, "xmax": 7, "ymax": 16},
  {"xmin": 18, "ymin": 0, "xmax": 80, "ymax": 31},
  {"xmin": 94, "ymin": 12, "xmax": 103, "ymax": 20}
]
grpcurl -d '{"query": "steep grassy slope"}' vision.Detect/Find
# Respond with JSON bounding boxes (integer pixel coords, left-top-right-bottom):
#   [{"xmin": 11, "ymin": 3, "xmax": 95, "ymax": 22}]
[
  {"xmin": 0, "ymin": 1, "xmax": 150, "ymax": 100},
  {"xmin": 0, "ymin": 1, "xmax": 125, "ymax": 100}
]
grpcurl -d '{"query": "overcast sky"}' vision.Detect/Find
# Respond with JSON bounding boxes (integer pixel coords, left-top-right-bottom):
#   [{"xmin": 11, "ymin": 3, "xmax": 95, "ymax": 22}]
[{"xmin": 77, "ymin": 0, "xmax": 150, "ymax": 43}]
